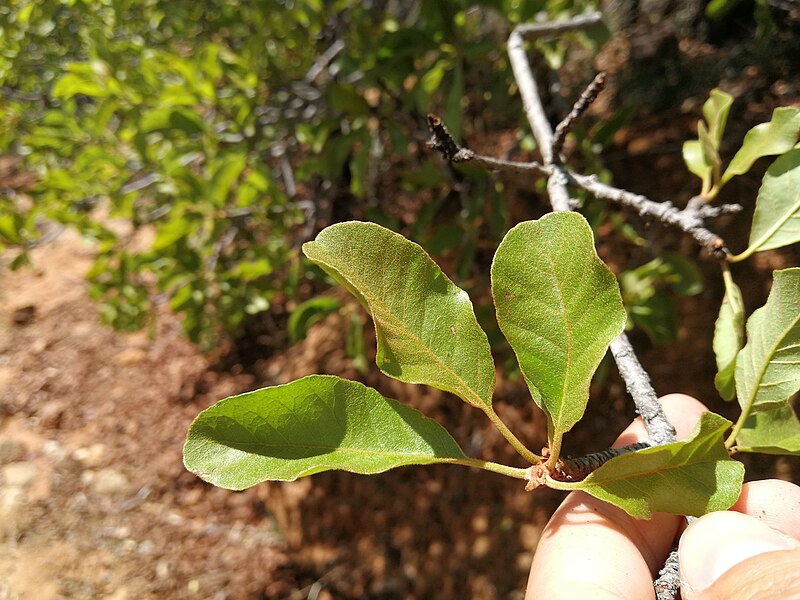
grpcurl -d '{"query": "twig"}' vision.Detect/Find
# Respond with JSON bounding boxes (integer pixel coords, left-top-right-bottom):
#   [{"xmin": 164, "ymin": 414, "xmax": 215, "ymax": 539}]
[
  {"xmin": 567, "ymin": 172, "xmax": 737, "ymax": 257},
  {"xmin": 426, "ymin": 115, "xmax": 735, "ymax": 257},
  {"xmin": 305, "ymin": 39, "xmax": 346, "ymax": 82},
  {"xmin": 551, "ymin": 442, "xmax": 650, "ymax": 482},
  {"xmin": 654, "ymin": 549, "xmax": 680, "ymax": 600},
  {"xmin": 427, "ymin": 115, "xmax": 549, "ymax": 174},
  {"xmin": 609, "ymin": 336, "xmax": 676, "ymax": 445},
  {"xmin": 507, "ymin": 13, "xmax": 678, "ymax": 449},
  {"xmin": 507, "ymin": 12, "xmax": 603, "ymax": 212},
  {"xmin": 513, "ymin": 12, "xmax": 605, "ymax": 39},
  {"xmin": 552, "ymin": 72, "xmax": 607, "ymax": 160}
]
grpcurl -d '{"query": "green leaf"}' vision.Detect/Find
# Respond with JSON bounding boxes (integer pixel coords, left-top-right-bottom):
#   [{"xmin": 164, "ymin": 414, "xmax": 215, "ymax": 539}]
[
  {"xmin": 569, "ymin": 412, "xmax": 744, "ymax": 518},
  {"xmin": 51, "ymin": 70, "xmax": 107, "ymax": 100},
  {"xmin": 327, "ymin": 84, "xmax": 371, "ymax": 117},
  {"xmin": 627, "ymin": 291, "xmax": 679, "ymax": 345},
  {"xmin": 682, "ymin": 140, "xmax": 713, "ymax": 194},
  {"xmin": 491, "ymin": 212, "xmax": 627, "ymax": 435},
  {"xmin": 739, "ymin": 147, "xmax": 800, "ymax": 256},
  {"xmin": 303, "ymin": 222, "xmax": 495, "ymax": 408},
  {"xmin": 735, "ymin": 268, "xmax": 800, "ymax": 414},
  {"xmin": 722, "ymin": 107, "xmax": 800, "ymax": 184},
  {"xmin": 140, "ymin": 107, "xmax": 205, "ymax": 135},
  {"xmin": 702, "ymin": 89, "xmax": 733, "ymax": 147},
  {"xmin": 346, "ymin": 311, "xmax": 369, "ymax": 374},
  {"xmin": 184, "ymin": 375, "xmax": 465, "ymax": 490},
  {"xmin": 287, "ymin": 296, "xmax": 341, "ymax": 343},
  {"xmin": 706, "ymin": 0, "xmax": 746, "ymax": 19},
  {"xmin": 227, "ymin": 258, "xmax": 273, "ymax": 282},
  {"xmin": 208, "ymin": 154, "xmax": 247, "ymax": 207},
  {"xmin": 442, "ymin": 61, "xmax": 464, "ymax": 143},
  {"xmin": 735, "ymin": 404, "xmax": 800, "ymax": 455},
  {"xmin": 682, "ymin": 90, "xmax": 732, "ymax": 194},
  {"xmin": 713, "ymin": 279, "xmax": 745, "ymax": 401}
]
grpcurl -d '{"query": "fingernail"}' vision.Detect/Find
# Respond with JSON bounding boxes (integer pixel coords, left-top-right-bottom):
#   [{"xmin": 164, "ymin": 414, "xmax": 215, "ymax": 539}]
[{"xmin": 679, "ymin": 511, "xmax": 799, "ymax": 592}]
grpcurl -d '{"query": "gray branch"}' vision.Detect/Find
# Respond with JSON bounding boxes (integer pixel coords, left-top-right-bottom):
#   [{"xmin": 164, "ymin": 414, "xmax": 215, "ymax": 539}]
[
  {"xmin": 609, "ymin": 336, "xmax": 676, "ymax": 444},
  {"xmin": 426, "ymin": 119, "xmax": 735, "ymax": 257},
  {"xmin": 507, "ymin": 13, "xmax": 676, "ymax": 445},
  {"xmin": 654, "ymin": 549, "xmax": 681, "ymax": 600}
]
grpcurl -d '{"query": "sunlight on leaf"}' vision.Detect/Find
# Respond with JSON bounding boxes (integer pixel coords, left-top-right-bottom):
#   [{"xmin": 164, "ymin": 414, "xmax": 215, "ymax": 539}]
[
  {"xmin": 735, "ymin": 148, "xmax": 800, "ymax": 258},
  {"xmin": 735, "ymin": 404, "xmax": 800, "ymax": 455},
  {"xmin": 566, "ymin": 412, "xmax": 743, "ymax": 519},
  {"xmin": 303, "ymin": 222, "xmax": 495, "ymax": 408},
  {"xmin": 722, "ymin": 107, "xmax": 800, "ymax": 184},
  {"xmin": 682, "ymin": 89, "xmax": 732, "ymax": 195},
  {"xmin": 184, "ymin": 375, "xmax": 465, "ymax": 490},
  {"xmin": 713, "ymin": 277, "xmax": 745, "ymax": 401},
  {"xmin": 491, "ymin": 212, "xmax": 626, "ymax": 437},
  {"xmin": 735, "ymin": 268, "xmax": 800, "ymax": 415}
]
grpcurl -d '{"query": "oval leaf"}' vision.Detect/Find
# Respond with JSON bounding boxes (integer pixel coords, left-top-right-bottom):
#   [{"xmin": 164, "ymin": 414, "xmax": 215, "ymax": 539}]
[
  {"xmin": 184, "ymin": 375, "xmax": 465, "ymax": 490},
  {"xmin": 303, "ymin": 222, "xmax": 495, "ymax": 408},
  {"xmin": 713, "ymin": 279, "xmax": 745, "ymax": 401},
  {"xmin": 735, "ymin": 404, "xmax": 800, "ymax": 455},
  {"xmin": 569, "ymin": 412, "xmax": 744, "ymax": 519},
  {"xmin": 742, "ymin": 147, "xmax": 800, "ymax": 255},
  {"xmin": 491, "ymin": 212, "xmax": 627, "ymax": 434},
  {"xmin": 735, "ymin": 268, "xmax": 800, "ymax": 414},
  {"xmin": 722, "ymin": 107, "xmax": 800, "ymax": 184}
]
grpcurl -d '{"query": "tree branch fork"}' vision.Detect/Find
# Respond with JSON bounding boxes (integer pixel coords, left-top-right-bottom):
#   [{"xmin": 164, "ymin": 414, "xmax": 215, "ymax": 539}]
[{"xmin": 426, "ymin": 14, "xmax": 746, "ymax": 597}]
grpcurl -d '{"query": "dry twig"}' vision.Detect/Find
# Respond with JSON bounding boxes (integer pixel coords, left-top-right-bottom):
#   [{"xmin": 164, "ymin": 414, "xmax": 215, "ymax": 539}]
[{"xmin": 552, "ymin": 72, "xmax": 607, "ymax": 159}]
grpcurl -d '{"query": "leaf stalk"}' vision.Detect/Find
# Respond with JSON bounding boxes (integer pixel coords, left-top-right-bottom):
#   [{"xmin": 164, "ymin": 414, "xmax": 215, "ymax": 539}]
[
  {"xmin": 451, "ymin": 457, "xmax": 530, "ymax": 479},
  {"xmin": 483, "ymin": 407, "xmax": 542, "ymax": 464}
]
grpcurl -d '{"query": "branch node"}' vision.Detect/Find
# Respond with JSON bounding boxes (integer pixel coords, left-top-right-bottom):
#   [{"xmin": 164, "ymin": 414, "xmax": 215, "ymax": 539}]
[
  {"xmin": 524, "ymin": 442, "xmax": 650, "ymax": 490},
  {"xmin": 425, "ymin": 114, "xmax": 461, "ymax": 161}
]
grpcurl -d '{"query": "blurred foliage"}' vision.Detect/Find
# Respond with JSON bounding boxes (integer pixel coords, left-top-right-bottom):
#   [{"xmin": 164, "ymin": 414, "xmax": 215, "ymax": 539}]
[
  {"xmin": 619, "ymin": 253, "xmax": 703, "ymax": 344},
  {"xmin": 1, "ymin": 0, "xmax": 606, "ymax": 347}
]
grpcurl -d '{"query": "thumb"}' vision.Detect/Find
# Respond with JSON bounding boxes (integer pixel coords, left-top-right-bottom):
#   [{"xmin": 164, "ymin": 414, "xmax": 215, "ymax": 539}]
[{"xmin": 679, "ymin": 511, "xmax": 800, "ymax": 599}]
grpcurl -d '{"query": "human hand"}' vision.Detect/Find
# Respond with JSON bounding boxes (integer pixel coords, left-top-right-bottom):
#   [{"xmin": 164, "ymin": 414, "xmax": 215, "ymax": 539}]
[{"xmin": 526, "ymin": 394, "xmax": 800, "ymax": 599}]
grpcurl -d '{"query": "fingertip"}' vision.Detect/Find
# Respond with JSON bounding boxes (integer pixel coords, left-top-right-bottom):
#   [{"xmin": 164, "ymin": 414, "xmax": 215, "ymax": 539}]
[
  {"xmin": 679, "ymin": 511, "xmax": 800, "ymax": 596},
  {"xmin": 527, "ymin": 492, "xmax": 657, "ymax": 600},
  {"xmin": 730, "ymin": 479, "xmax": 800, "ymax": 540}
]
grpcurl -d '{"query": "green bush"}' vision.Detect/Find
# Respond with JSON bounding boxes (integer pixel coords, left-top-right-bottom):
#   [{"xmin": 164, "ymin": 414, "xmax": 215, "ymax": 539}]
[{"xmin": 1, "ymin": 0, "xmax": 606, "ymax": 346}]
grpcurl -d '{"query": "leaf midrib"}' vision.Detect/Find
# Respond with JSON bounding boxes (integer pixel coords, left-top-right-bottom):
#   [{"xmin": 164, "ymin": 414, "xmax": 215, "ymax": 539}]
[
  {"xmin": 198, "ymin": 436, "xmax": 449, "ymax": 458},
  {"xmin": 750, "ymin": 190, "xmax": 800, "ymax": 250},
  {"xmin": 548, "ymin": 255, "xmax": 573, "ymax": 429},
  {"xmin": 580, "ymin": 446, "xmax": 726, "ymax": 488},
  {"xmin": 743, "ymin": 307, "xmax": 800, "ymax": 409}
]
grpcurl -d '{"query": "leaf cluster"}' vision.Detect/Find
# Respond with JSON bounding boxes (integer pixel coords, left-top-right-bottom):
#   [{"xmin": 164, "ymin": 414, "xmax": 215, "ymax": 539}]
[
  {"xmin": 186, "ymin": 215, "xmax": 744, "ymax": 519},
  {"xmin": 681, "ymin": 89, "xmax": 800, "ymax": 456}
]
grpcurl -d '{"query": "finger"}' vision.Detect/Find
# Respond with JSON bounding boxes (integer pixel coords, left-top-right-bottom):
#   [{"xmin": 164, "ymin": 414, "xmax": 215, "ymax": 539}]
[
  {"xmin": 729, "ymin": 479, "xmax": 800, "ymax": 540},
  {"xmin": 701, "ymin": 550, "xmax": 800, "ymax": 600},
  {"xmin": 526, "ymin": 394, "xmax": 707, "ymax": 600},
  {"xmin": 679, "ymin": 511, "xmax": 800, "ymax": 599}
]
